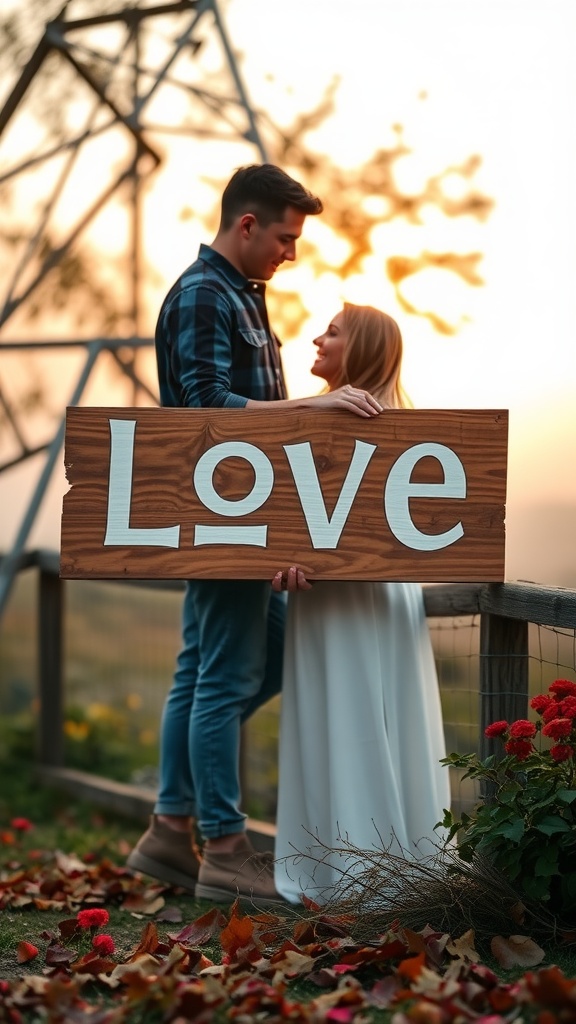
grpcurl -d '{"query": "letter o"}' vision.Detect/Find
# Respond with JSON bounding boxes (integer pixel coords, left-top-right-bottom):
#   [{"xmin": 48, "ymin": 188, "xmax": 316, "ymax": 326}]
[{"xmin": 193, "ymin": 442, "xmax": 274, "ymax": 517}]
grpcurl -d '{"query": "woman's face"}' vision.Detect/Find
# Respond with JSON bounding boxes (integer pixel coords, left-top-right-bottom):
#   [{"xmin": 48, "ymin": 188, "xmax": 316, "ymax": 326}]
[{"xmin": 311, "ymin": 311, "xmax": 347, "ymax": 388}]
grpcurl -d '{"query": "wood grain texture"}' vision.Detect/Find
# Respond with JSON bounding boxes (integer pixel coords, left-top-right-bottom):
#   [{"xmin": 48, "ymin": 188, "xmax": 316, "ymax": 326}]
[{"xmin": 60, "ymin": 407, "xmax": 508, "ymax": 581}]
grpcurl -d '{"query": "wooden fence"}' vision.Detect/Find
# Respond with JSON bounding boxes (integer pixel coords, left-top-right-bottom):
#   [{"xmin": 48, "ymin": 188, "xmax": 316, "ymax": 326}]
[{"xmin": 3, "ymin": 549, "xmax": 576, "ymax": 844}]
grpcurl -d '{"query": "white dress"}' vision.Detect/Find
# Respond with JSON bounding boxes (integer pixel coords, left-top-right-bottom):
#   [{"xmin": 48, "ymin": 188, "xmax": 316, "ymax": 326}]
[{"xmin": 274, "ymin": 581, "xmax": 451, "ymax": 904}]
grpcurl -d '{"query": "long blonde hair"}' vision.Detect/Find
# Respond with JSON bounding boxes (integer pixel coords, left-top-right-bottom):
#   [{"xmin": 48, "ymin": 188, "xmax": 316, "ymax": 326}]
[{"xmin": 331, "ymin": 303, "xmax": 410, "ymax": 409}]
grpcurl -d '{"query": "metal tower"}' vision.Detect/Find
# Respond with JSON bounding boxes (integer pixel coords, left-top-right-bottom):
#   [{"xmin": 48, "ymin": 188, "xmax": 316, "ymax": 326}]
[{"xmin": 0, "ymin": 0, "xmax": 269, "ymax": 616}]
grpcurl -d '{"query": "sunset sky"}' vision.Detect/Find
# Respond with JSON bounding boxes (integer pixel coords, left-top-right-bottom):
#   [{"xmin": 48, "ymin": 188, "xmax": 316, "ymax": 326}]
[{"xmin": 1, "ymin": 0, "xmax": 575, "ymax": 586}]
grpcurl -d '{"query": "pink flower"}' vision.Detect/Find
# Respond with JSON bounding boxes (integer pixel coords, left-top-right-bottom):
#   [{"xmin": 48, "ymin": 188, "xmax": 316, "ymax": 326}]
[
  {"xmin": 508, "ymin": 720, "xmax": 537, "ymax": 739},
  {"xmin": 92, "ymin": 934, "xmax": 115, "ymax": 955},
  {"xmin": 549, "ymin": 679, "xmax": 576, "ymax": 699},
  {"xmin": 77, "ymin": 908, "xmax": 110, "ymax": 929},
  {"xmin": 542, "ymin": 718, "xmax": 573, "ymax": 740},
  {"xmin": 10, "ymin": 817, "xmax": 33, "ymax": 832},
  {"xmin": 504, "ymin": 739, "xmax": 533, "ymax": 760},
  {"xmin": 550, "ymin": 744, "xmax": 575, "ymax": 763},
  {"xmin": 484, "ymin": 720, "xmax": 509, "ymax": 738}
]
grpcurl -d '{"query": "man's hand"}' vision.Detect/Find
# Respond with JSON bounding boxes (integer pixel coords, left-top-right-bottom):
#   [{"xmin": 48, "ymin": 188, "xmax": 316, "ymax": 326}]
[
  {"xmin": 308, "ymin": 385, "xmax": 383, "ymax": 418},
  {"xmin": 272, "ymin": 566, "xmax": 313, "ymax": 592}
]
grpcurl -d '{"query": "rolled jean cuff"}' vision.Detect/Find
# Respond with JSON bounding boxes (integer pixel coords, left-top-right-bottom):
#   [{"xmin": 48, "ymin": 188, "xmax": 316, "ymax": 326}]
[
  {"xmin": 199, "ymin": 812, "xmax": 247, "ymax": 840},
  {"xmin": 153, "ymin": 800, "xmax": 197, "ymax": 817}
]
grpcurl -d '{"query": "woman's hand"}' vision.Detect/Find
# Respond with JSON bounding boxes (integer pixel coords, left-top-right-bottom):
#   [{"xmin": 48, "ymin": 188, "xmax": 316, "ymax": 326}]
[
  {"xmin": 309, "ymin": 385, "xmax": 383, "ymax": 418},
  {"xmin": 272, "ymin": 566, "xmax": 313, "ymax": 592}
]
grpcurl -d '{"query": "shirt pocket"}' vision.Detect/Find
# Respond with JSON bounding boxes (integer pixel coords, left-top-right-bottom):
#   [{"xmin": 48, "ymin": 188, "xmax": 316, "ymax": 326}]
[{"xmin": 238, "ymin": 327, "xmax": 268, "ymax": 348}]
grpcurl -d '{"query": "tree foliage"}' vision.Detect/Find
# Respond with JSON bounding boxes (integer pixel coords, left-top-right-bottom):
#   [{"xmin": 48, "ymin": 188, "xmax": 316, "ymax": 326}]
[{"xmin": 0, "ymin": 0, "xmax": 493, "ymax": 435}]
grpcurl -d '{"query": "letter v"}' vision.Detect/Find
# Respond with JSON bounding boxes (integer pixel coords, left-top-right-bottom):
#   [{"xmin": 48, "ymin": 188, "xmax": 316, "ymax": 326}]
[{"xmin": 283, "ymin": 439, "xmax": 376, "ymax": 548}]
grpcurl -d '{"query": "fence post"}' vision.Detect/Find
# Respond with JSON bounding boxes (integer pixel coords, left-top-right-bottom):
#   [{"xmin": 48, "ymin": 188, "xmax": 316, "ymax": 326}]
[
  {"xmin": 38, "ymin": 567, "xmax": 65, "ymax": 765},
  {"xmin": 479, "ymin": 611, "xmax": 529, "ymax": 764}
]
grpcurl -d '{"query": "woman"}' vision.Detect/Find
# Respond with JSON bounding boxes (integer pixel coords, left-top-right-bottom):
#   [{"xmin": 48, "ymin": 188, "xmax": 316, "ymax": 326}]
[{"xmin": 273, "ymin": 303, "xmax": 451, "ymax": 905}]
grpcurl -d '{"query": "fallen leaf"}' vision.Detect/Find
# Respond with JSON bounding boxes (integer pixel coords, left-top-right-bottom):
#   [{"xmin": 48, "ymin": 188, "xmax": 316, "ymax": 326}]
[
  {"xmin": 121, "ymin": 893, "xmax": 165, "ymax": 915},
  {"xmin": 397, "ymin": 951, "xmax": 427, "ymax": 981},
  {"xmin": 17, "ymin": 940, "xmax": 39, "ymax": 963},
  {"xmin": 326, "ymin": 1009, "xmax": 355, "ymax": 1022},
  {"xmin": 71, "ymin": 954, "xmax": 117, "ymax": 976},
  {"xmin": 301, "ymin": 894, "xmax": 322, "ymax": 912},
  {"xmin": 308, "ymin": 968, "xmax": 342, "ymax": 988},
  {"xmin": 220, "ymin": 902, "xmax": 257, "ymax": 959},
  {"xmin": 128, "ymin": 922, "xmax": 160, "ymax": 960},
  {"xmin": 342, "ymin": 940, "xmax": 407, "ymax": 967},
  {"xmin": 293, "ymin": 920, "xmax": 316, "ymax": 945},
  {"xmin": 490, "ymin": 934, "xmax": 546, "ymax": 969},
  {"xmin": 110, "ymin": 954, "xmax": 163, "ymax": 982},
  {"xmin": 401, "ymin": 928, "xmax": 427, "ymax": 954},
  {"xmin": 171, "ymin": 906, "xmax": 227, "ymax": 945},
  {"xmin": 268, "ymin": 947, "xmax": 316, "ymax": 979},
  {"xmin": 367, "ymin": 976, "xmax": 402, "ymax": 1008},
  {"xmin": 526, "ymin": 964, "xmax": 576, "ymax": 1006},
  {"xmin": 45, "ymin": 944, "xmax": 76, "ymax": 966},
  {"xmin": 446, "ymin": 928, "xmax": 480, "ymax": 962},
  {"xmin": 54, "ymin": 850, "xmax": 86, "ymax": 875},
  {"xmin": 58, "ymin": 917, "xmax": 80, "ymax": 941},
  {"xmin": 155, "ymin": 905, "xmax": 183, "ymax": 923}
]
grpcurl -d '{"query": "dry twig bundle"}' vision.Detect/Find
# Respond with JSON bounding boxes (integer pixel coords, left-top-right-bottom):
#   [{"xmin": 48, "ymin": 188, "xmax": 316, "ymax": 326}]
[{"xmin": 274, "ymin": 833, "xmax": 561, "ymax": 945}]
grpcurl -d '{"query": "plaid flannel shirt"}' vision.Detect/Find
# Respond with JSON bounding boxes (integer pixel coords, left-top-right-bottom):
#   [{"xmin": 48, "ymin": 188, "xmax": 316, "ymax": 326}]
[{"xmin": 155, "ymin": 244, "xmax": 287, "ymax": 408}]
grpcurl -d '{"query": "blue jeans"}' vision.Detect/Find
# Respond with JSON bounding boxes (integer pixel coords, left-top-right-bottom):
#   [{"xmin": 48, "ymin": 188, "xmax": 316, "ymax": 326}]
[{"xmin": 154, "ymin": 579, "xmax": 286, "ymax": 838}]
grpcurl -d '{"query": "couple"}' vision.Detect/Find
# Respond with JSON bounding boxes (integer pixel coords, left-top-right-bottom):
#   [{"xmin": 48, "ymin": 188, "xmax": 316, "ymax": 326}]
[{"xmin": 127, "ymin": 163, "xmax": 450, "ymax": 905}]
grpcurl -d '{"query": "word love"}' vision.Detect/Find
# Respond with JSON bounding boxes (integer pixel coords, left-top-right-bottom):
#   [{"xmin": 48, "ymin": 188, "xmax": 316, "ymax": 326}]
[
  {"xmin": 61, "ymin": 407, "xmax": 508, "ymax": 581},
  {"xmin": 104, "ymin": 419, "xmax": 466, "ymax": 553}
]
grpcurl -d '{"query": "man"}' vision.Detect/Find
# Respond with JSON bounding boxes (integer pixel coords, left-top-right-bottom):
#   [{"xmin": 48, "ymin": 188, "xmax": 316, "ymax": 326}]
[{"xmin": 127, "ymin": 163, "xmax": 382, "ymax": 903}]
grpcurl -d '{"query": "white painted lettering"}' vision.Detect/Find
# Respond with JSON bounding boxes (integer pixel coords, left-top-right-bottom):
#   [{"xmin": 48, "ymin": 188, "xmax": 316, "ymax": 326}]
[
  {"xmin": 193, "ymin": 441, "xmax": 273, "ymax": 547},
  {"xmin": 284, "ymin": 439, "xmax": 377, "ymax": 548},
  {"xmin": 104, "ymin": 419, "xmax": 181, "ymax": 548},
  {"xmin": 384, "ymin": 442, "xmax": 466, "ymax": 550}
]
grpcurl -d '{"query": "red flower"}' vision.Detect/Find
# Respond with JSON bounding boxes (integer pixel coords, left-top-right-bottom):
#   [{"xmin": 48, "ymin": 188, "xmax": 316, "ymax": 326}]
[
  {"xmin": 530, "ymin": 694, "xmax": 555, "ymax": 714},
  {"xmin": 560, "ymin": 696, "xmax": 576, "ymax": 719},
  {"xmin": 504, "ymin": 739, "xmax": 533, "ymax": 760},
  {"xmin": 484, "ymin": 720, "xmax": 509, "ymax": 738},
  {"xmin": 77, "ymin": 908, "xmax": 110, "ymax": 929},
  {"xmin": 549, "ymin": 679, "xmax": 576, "ymax": 699},
  {"xmin": 10, "ymin": 817, "xmax": 33, "ymax": 832},
  {"xmin": 542, "ymin": 703, "xmax": 563, "ymax": 723},
  {"xmin": 550, "ymin": 744, "xmax": 575, "ymax": 763},
  {"xmin": 92, "ymin": 934, "xmax": 115, "ymax": 955},
  {"xmin": 509, "ymin": 719, "xmax": 537, "ymax": 739},
  {"xmin": 542, "ymin": 718, "xmax": 573, "ymax": 740}
]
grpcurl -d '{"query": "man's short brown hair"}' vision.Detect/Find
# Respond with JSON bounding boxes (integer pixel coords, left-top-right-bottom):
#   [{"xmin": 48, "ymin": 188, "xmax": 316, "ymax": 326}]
[{"xmin": 220, "ymin": 163, "xmax": 323, "ymax": 229}]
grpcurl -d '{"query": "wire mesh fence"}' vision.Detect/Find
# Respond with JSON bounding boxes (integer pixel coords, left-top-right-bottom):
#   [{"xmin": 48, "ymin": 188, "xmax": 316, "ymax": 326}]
[{"xmin": 1, "ymin": 573, "xmax": 575, "ymax": 824}]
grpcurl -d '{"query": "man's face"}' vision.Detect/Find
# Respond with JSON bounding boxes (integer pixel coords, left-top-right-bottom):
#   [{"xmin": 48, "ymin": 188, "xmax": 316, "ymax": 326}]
[{"xmin": 240, "ymin": 206, "xmax": 306, "ymax": 280}]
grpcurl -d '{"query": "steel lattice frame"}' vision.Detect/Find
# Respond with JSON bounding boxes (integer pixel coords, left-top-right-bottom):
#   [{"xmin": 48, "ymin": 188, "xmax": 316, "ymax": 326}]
[{"xmin": 0, "ymin": 0, "xmax": 269, "ymax": 615}]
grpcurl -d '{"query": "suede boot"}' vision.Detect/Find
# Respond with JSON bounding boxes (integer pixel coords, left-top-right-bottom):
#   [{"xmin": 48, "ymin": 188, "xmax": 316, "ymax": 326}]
[
  {"xmin": 196, "ymin": 835, "xmax": 284, "ymax": 905},
  {"xmin": 127, "ymin": 815, "xmax": 200, "ymax": 892}
]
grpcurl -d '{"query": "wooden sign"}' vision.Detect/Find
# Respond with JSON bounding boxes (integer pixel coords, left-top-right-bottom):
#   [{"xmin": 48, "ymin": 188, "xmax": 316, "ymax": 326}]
[{"xmin": 60, "ymin": 407, "xmax": 508, "ymax": 582}]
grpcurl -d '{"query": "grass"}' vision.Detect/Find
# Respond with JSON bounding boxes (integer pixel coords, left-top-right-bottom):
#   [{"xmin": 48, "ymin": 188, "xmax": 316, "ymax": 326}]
[
  {"xmin": 3, "ymin": 580, "xmax": 576, "ymax": 1017},
  {"xmin": 0, "ymin": 759, "xmax": 222, "ymax": 978},
  {"xmin": 4, "ymin": 756, "xmax": 576, "ymax": 1023}
]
